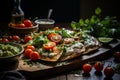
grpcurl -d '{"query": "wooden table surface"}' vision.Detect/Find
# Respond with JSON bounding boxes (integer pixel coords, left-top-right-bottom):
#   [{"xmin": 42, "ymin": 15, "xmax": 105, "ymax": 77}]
[{"xmin": 46, "ymin": 57, "xmax": 120, "ymax": 80}]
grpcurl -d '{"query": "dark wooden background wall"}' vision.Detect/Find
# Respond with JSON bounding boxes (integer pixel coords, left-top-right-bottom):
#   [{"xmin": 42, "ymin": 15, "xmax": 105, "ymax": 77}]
[
  {"xmin": 0, "ymin": 0, "xmax": 120, "ymax": 27},
  {"xmin": 80, "ymin": 0, "xmax": 120, "ymax": 21}
]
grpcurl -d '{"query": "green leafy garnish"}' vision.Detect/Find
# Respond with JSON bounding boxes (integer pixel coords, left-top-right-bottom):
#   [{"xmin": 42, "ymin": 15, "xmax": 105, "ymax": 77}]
[{"xmin": 70, "ymin": 7, "xmax": 120, "ymax": 39}]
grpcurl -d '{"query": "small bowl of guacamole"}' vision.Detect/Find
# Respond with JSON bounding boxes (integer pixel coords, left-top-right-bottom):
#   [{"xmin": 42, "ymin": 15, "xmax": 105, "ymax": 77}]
[{"xmin": 0, "ymin": 42, "xmax": 24, "ymax": 71}]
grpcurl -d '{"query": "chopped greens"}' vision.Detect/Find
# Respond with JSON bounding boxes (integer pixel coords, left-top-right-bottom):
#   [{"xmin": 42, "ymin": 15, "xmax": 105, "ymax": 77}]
[{"xmin": 0, "ymin": 44, "xmax": 20, "ymax": 57}]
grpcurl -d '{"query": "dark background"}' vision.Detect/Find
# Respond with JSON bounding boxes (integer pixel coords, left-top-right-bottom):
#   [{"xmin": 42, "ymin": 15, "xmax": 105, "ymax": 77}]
[{"xmin": 0, "ymin": 0, "xmax": 120, "ymax": 27}]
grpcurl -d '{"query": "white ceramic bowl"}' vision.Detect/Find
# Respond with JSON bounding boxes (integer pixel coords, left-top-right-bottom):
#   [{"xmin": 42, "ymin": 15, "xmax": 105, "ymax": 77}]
[{"xmin": 35, "ymin": 19, "xmax": 55, "ymax": 31}]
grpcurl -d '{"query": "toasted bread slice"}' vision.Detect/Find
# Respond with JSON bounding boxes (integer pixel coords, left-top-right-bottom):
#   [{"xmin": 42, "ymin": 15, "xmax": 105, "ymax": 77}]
[{"xmin": 40, "ymin": 47, "xmax": 63, "ymax": 62}]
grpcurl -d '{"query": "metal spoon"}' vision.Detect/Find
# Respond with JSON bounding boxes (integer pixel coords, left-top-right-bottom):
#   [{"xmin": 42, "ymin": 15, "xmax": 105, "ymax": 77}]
[{"xmin": 47, "ymin": 9, "xmax": 53, "ymax": 19}]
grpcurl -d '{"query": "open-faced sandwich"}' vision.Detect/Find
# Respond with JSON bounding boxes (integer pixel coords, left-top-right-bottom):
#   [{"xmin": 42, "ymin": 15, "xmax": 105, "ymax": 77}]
[
  {"xmin": 81, "ymin": 33, "xmax": 101, "ymax": 54},
  {"xmin": 24, "ymin": 27, "xmax": 100, "ymax": 62}
]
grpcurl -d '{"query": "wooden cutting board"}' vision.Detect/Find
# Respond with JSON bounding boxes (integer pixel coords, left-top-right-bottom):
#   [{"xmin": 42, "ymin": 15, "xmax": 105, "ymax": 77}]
[{"xmin": 17, "ymin": 39, "xmax": 120, "ymax": 79}]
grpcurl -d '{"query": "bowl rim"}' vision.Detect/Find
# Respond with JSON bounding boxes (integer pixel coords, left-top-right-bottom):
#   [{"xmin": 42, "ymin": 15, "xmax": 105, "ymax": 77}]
[
  {"xmin": 35, "ymin": 19, "xmax": 55, "ymax": 24},
  {"xmin": 0, "ymin": 42, "xmax": 24, "ymax": 59}
]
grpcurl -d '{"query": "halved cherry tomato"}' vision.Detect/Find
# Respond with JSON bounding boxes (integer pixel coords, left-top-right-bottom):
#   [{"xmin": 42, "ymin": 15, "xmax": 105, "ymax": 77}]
[
  {"xmin": 26, "ymin": 45, "xmax": 35, "ymax": 51},
  {"xmin": 24, "ymin": 35, "xmax": 32, "ymax": 43},
  {"xmin": 83, "ymin": 63, "xmax": 92, "ymax": 73},
  {"xmin": 94, "ymin": 61, "xmax": 104, "ymax": 72},
  {"xmin": 43, "ymin": 42, "xmax": 56, "ymax": 50},
  {"xmin": 30, "ymin": 51, "xmax": 40, "ymax": 60},
  {"xmin": 48, "ymin": 33, "xmax": 62, "ymax": 43},
  {"xmin": 64, "ymin": 38, "xmax": 74, "ymax": 44},
  {"xmin": 24, "ymin": 48, "xmax": 33, "ymax": 58}
]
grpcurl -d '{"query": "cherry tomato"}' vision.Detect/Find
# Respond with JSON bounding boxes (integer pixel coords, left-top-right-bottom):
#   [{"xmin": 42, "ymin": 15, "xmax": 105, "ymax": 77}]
[
  {"xmin": 48, "ymin": 33, "xmax": 62, "ymax": 43},
  {"xmin": 3, "ymin": 36, "xmax": 12, "ymax": 41},
  {"xmin": 43, "ymin": 42, "xmax": 56, "ymax": 50},
  {"xmin": 10, "ymin": 23, "xmax": 17, "ymax": 27},
  {"xmin": 24, "ymin": 36, "xmax": 32, "ymax": 43},
  {"xmin": 83, "ymin": 63, "xmax": 92, "ymax": 73},
  {"xmin": 53, "ymin": 27, "xmax": 60, "ymax": 30},
  {"xmin": 24, "ymin": 19, "xmax": 32, "ymax": 27},
  {"xmin": 12, "ymin": 35, "xmax": 20, "ymax": 42},
  {"xmin": 24, "ymin": 49, "xmax": 33, "ymax": 58},
  {"xmin": 104, "ymin": 66, "xmax": 115, "ymax": 77},
  {"xmin": 18, "ymin": 23, "xmax": 25, "ymax": 28},
  {"xmin": 30, "ymin": 51, "xmax": 40, "ymax": 60},
  {"xmin": 94, "ymin": 61, "xmax": 104, "ymax": 72},
  {"xmin": 64, "ymin": 38, "xmax": 74, "ymax": 44},
  {"xmin": 0, "ymin": 38, "xmax": 2, "ymax": 42},
  {"xmin": 26, "ymin": 45, "xmax": 35, "ymax": 51},
  {"xmin": 114, "ymin": 51, "xmax": 120, "ymax": 61},
  {"xmin": 2, "ymin": 38, "xmax": 9, "ymax": 42}
]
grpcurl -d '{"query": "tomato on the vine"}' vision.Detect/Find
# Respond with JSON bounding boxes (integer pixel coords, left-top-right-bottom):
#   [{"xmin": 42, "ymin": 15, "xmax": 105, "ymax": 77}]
[
  {"xmin": 104, "ymin": 66, "xmax": 115, "ymax": 77},
  {"xmin": 30, "ymin": 51, "xmax": 40, "ymax": 60},
  {"xmin": 43, "ymin": 42, "xmax": 56, "ymax": 50},
  {"xmin": 82, "ymin": 63, "xmax": 92, "ymax": 73},
  {"xmin": 48, "ymin": 33, "xmax": 62, "ymax": 44},
  {"xmin": 94, "ymin": 61, "xmax": 104, "ymax": 72}
]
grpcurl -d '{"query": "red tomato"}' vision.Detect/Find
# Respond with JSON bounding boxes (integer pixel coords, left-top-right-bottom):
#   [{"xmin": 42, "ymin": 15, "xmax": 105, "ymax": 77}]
[
  {"xmin": 114, "ymin": 51, "xmax": 120, "ymax": 61},
  {"xmin": 18, "ymin": 23, "xmax": 25, "ymax": 28},
  {"xmin": 104, "ymin": 66, "xmax": 115, "ymax": 77},
  {"xmin": 94, "ymin": 61, "xmax": 104, "ymax": 72},
  {"xmin": 2, "ymin": 36, "xmax": 12, "ymax": 42},
  {"xmin": 24, "ymin": 19, "xmax": 32, "ymax": 27},
  {"xmin": 12, "ymin": 35, "xmax": 20, "ymax": 42},
  {"xmin": 30, "ymin": 51, "xmax": 40, "ymax": 60},
  {"xmin": 64, "ymin": 38, "xmax": 74, "ymax": 44},
  {"xmin": 24, "ymin": 36, "xmax": 32, "ymax": 43},
  {"xmin": 83, "ymin": 63, "xmax": 92, "ymax": 73},
  {"xmin": 48, "ymin": 33, "xmax": 62, "ymax": 43},
  {"xmin": 26, "ymin": 45, "xmax": 35, "ymax": 51},
  {"xmin": 24, "ymin": 49, "xmax": 33, "ymax": 58},
  {"xmin": 2, "ymin": 38, "xmax": 9, "ymax": 42},
  {"xmin": 43, "ymin": 42, "xmax": 56, "ymax": 50},
  {"xmin": 53, "ymin": 27, "xmax": 60, "ymax": 30}
]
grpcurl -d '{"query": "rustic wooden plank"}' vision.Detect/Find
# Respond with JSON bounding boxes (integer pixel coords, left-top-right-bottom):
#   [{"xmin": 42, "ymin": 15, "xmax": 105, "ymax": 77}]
[
  {"xmin": 67, "ymin": 74, "xmax": 83, "ymax": 80},
  {"xmin": 48, "ymin": 75, "xmax": 67, "ymax": 80}
]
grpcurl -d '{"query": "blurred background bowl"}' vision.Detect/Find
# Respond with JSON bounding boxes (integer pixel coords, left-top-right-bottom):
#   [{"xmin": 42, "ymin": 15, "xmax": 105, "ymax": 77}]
[
  {"xmin": 0, "ymin": 42, "xmax": 24, "ymax": 71},
  {"xmin": 35, "ymin": 19, "xmax": 55, "ymax": 31},
  {"xmin": 8, "ymin": 23, "xmax": 38, "ymax": 37}
]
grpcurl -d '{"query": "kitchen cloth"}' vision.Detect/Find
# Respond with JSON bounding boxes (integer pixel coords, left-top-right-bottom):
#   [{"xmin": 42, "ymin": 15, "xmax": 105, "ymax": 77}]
[{"xmin": 0, "ymin": 70, "xmax": 26, "ymax": 80}]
